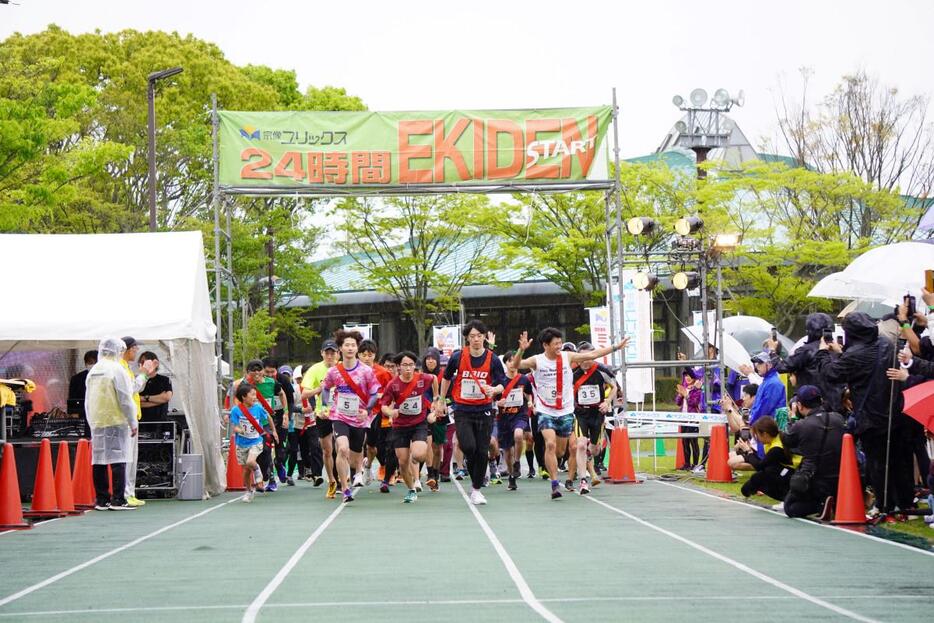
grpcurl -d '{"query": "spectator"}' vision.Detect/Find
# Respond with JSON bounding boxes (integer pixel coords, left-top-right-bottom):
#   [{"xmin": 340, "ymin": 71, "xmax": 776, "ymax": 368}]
[
  {"xmin": 738, "ymin": 416, "xmax": 799, "ymax": 502},
  {"xmin": 768, "ymin": 313, "xmax": 844, "ymax": 412},
  {"xmin": 138, "ymin": 352, "xmax": 173, "ymax": 422},
  {"xmin": 675, "ymin": 367, "xmax": 702, "ymax": 469},
  {"xmin": 745, "ymin": 352, "xmax": 787, "ymax": 456},
  {"xmin": 781, "ymin": 385, "xmax": 846, "ymax": 519},
  {"xmin": 815, "ymin": 312, "xmax": 914, "ymax": 513}
]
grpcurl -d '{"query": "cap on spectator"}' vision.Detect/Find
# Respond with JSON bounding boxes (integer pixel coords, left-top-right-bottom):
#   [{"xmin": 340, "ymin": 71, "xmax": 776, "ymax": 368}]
[
  {"xmin": 293, "ymin": 365, "xmax": 304, "ymax": 379},
  {"xmin": 246, "ymin": 359, "xmax": 263, "ymax": 372},
  {"xmin": 561, "ymin": 342, "xmax": 578, "ymax": 352},
  {"xmin": 321, "ymin": 339, "xmax": 339, "ymax": 352},
  {"xmin": 796, "ymin": 385, "xmax": 822, "ymax": 408},
  {"xmin": 278, "ymin": 365, "xmax": 293, "ymax": 376},
  {"xmin": 121, "ymin": 336, "xmax": 138, "ymax": 350},
  {"xmin": 750, "ymin": 351, "xmax": 773, "ymax": 365},
  {"xmin": 577, "ymin": 341, "xmax": 595, "ymax": 351}
]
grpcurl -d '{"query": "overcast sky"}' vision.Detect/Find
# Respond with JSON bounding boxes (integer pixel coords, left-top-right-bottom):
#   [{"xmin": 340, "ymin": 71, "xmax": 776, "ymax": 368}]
[{"xmin": 3, "ymin": 0, "xmax": 933, "ymax": 159}]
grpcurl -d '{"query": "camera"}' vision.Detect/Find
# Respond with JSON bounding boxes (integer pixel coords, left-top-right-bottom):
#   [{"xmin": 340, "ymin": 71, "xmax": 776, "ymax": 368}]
[
  {"xmin": 739, "ymin": 428, "xmax": 752, "ymax": 442},
  {"xmin": 896, "ymin": 293, "xmax": 916, "ymax": 320},
  {"xmin": 822, "ymin": 328, "xmax": 834, "ymax": 344}
]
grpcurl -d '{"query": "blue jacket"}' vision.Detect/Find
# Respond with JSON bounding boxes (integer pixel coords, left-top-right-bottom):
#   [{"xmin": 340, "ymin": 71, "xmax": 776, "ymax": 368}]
[{"xmin": 748, "ymin": 368, "xmax": 786, "ymax": 425}]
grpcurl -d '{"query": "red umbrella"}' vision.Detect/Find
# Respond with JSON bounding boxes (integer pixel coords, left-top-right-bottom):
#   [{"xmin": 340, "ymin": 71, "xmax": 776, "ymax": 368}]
[{"xmin": 901, "ymin": 380, "xmax": 934, "ymax": 433}]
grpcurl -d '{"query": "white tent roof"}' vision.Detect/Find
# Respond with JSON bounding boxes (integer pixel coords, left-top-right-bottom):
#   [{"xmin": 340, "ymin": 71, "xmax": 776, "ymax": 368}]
[{"xmin": 0, "ymin": 231, "xmax": 216, "ymax": 349}]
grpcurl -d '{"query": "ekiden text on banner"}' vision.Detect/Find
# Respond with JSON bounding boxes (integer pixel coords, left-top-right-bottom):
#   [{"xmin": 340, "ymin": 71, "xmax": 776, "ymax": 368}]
[{"xmin": 218, "ymin": 107, "xmax": 612, "ymax": 189}]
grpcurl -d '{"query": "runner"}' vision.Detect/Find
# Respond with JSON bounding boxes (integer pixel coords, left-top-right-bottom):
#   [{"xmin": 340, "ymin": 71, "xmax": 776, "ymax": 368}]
[
  {"xmin": 422, "ymin": 347, "xmax": 448, "ymax": 491},
  {"xmin": 301, "ymin": 340, "xmax": 340, "ymax": 498},
  {"xmin": 571, "ymin": 341, "xmax": 617, "ymax": 495},
  {"xmin": 231, "ymin": 360, "xmax": 280, "ymax": 490},
  {"xmin": 321, "ymin": 330, "xmax": 380, "ymax": 504},
  {"xmin": 359, "ymin": 340, "xmax": 394, "ymax": 489},
  {"xmin": 292, "ymin": 366, "xmax": 324, "ymax": 485},
  {"xmin": 437, "ymin": 320, "xmax": 507, "ymax": 505},
  {"xmin": 229, "ymin": 382, "xmax": 269, "ymax": 503},
  {"xmin": 513, "ymin": 328, "xmax": 628, "ymax": 499},
  {"xmin": 380, "ymin": 351, "xmax": 440, "ymax": 503},
  {"xmin": 495, "ymin": 350, "xmax": 534, "ymax": 490},
  {"xmin": 261, "ymin": 357, "xmax": 289, "ymax": 491}
]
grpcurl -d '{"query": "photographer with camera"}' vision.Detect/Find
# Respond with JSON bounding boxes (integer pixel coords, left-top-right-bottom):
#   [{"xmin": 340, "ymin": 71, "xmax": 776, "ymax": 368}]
[
  {"xmin": 736, "ymin": 416, "xmax": 800, "ymax": 502},
  {"xmin": 780, "ymin": 386, "xmax": 845, "ymax": 519},
  {"xmin": 766, "ymin": 313, "xmax": 844, "ymax": 413},
  {"xmin": 814, "ymin": 311, "xmax": 913, "ymax": 514}
]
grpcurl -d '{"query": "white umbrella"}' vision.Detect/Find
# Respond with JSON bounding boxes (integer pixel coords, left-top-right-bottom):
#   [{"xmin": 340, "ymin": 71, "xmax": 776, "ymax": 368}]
[
  {"xmin": 681, "ymin": 325, "xmax": 752, "ymax": 372},
  {"xmin": 808, "ymin": 242, "xmax": 934, "ymax": 305},
  {"xmin": 722, "ymin": 315, "xmax": 796, "ymax": 353}
]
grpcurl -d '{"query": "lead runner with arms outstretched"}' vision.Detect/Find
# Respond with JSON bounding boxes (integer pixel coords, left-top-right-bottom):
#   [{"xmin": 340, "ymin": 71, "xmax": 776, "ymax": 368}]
[{"xmin": 512, "ymin": 328, "xmax": 629, "ymax": 500}]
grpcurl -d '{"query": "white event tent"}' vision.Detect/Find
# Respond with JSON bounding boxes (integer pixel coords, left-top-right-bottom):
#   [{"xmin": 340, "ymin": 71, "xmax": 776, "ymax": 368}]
[{"xmin": 0, "ymin": 231, "xmax": 225, "ymax": 496}]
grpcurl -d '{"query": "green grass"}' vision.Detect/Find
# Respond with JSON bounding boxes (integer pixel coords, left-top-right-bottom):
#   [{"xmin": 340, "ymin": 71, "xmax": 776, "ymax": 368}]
[{"xmin": 626, "ymin": 438, "xmax": 934, "ymax": 547}]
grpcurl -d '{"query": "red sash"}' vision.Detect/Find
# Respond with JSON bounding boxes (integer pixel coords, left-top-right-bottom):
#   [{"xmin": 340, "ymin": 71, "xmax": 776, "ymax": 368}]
[
  {"xmin": 255, "ymin": 391, "xmax": 275, "ymax": 417},
  {"xmin": 453, "ymin": 350, "xmax": 492, "ymax": 405},
  {"xmin": 536, "ymin": 353, "xmax": 565, "ymax": 410},
  {"xmin": 336, "ymin": 362, "xmax": 369, "ymax": 404},
  {"xmin": 396, "ymin": 375, "xmax": 422, "ymax": 404},
  {"xmin": 501, "ymin": 373, "xmax": 523, "ymax": 399},
  {"xmin": 573, "ymin": 365, "xmax": 598, "ymax": 394},
  {"xmin": 236, "ymin": 402, "xmax": 272, "ymax": 447}
]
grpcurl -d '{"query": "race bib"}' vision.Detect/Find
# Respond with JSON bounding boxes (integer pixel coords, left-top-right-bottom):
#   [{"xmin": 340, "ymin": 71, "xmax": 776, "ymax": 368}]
[
  {"xmin": 504, "ymin": 388, "xmax": 524, "ymax": 408},
  {"xmin": 544, "ymin": 386, "xmax": 558, "ymax": 401},
  {"xmin": 399, "ymin": 395, "xmax": 422, "ymax": 416},
  {"xmin": 336, "ymin": 393, "xmax": 361, "ymax": 417},
  {"xmin": 577, "ymin": 385, "xmax": 601, "ymax": 406},
  {"xmin": 239, "ymin": 417, "xmax": 258, "ymax": 438},
  {"xmin": 460, "ymin": 378, "xmax": 485, "ymax": 399}
]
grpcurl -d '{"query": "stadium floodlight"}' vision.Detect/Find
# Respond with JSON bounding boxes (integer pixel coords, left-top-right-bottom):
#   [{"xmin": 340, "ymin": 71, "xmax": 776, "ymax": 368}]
[
  {"xmin": 732, "ymin": 89, "xmax": 746, "ymax": 107},
  {"xmin": 672, "ymin": 271, "xmax": 701, "ymax": 290},
  {"xmin": 633, "ymin": 272, "xmax": 660, "ymax": 291},
  {"xmin": 672, "ymin": 94, "xmax": 684, "ymax": 107},
  {"xmin": 675, "ymin": 120, "xmax": 688, "ymax": 134},
  {"xmin": 713, "ymin": 88, "xmax": 730, "ymax": 108},
  {"xmin": 626, "ymin": 217, "xmax": 657, "ymax": 236},
  {"xmin": 674, "ymin": 216, "xmax": 704, "ymax": 236},
  {"xmin": 712, "ymin": 232, "xmax": 741, "ymax": 251},
  {"xmin": 689, "ymin": 88, "xmax": 708, "ymax": 108}
]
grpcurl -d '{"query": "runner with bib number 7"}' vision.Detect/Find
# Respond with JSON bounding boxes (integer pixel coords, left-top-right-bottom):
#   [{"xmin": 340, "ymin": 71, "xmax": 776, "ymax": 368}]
[{"xmin": 512, "ymin": 328, "xmax": 629, "ymax": 500}]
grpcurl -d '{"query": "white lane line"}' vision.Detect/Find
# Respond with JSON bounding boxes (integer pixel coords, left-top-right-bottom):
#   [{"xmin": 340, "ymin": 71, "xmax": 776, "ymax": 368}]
[
  {"xmin": 0, "ymin": 495, "xmax": 244, "ymax": 608},
  {"xmin": 653, "ymin": 479, "xmax": 934, "ymax": 558},
  {"xmin": 585, "ymin": 495, "xmax": 881, "ymax": 623},
  {"xmin": 0, "ymin": 516, "xmax": 70, "ymax": 537},
  {"xmin": 241, "ymin": 502, "xmax": 345, "ymax": 623},
  {"xmin": 453, "ymin": 480, "xmax": 563, "ymax": 623},
  {"xmin": 5, "ymin": 594, "xmax": 931, "ymax": 617}
]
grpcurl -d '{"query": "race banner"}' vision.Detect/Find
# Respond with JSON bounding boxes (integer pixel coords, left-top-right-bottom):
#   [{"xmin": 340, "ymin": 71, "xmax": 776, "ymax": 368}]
[
  {"xmin": 432, "ymin": 325, "xmax": 461, "ymax": 364},
  {"xmin": 217, "ymin": 107, "xmax": 612, "ymax": 189}
]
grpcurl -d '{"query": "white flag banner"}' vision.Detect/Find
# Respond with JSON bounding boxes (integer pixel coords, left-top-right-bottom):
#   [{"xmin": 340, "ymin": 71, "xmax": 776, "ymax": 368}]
[
  {"xmin": 432, "ymin": 325, "xmax": 461, "ymax": 364},
  {"xmin": 343, "ymin": 324, "xmax": 372, "ymax": 341},
  {"xmin": 606, "ymin": 271, "xmax": 655, "ymax": 400}
]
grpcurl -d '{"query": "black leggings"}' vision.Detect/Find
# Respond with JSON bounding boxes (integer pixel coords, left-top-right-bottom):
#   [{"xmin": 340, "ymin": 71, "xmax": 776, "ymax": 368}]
[
  {"xmin": 454, "ymin": 411, "xmax": 491, "ymax": 490},
  {"xmin": 298, "ymin": 427, "xmax": 323, "ymax": 478},
  {"xmin": 531, "ymin": 414, "xmax": 545, "ymax": 472},
  {"xmin": 285, "ymin": 430, "xmax": 300, "ymax": 477}
]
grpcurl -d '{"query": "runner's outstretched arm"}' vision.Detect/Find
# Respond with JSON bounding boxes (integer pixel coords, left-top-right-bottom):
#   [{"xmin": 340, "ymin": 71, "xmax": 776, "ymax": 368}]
[{"xmin": 568, "ymin": 337, "xmax": 630, "ymax": 364}]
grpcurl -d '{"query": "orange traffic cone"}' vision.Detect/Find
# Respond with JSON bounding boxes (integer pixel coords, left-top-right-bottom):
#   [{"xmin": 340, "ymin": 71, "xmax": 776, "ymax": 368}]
[
  {"xmin": 607, "ymin": 427, "xmax": 642, "ymax": 484},
  {"xmin": 54, "ymin": 442, "xmax": 80, "ymax": 515},
  {"xmin": 675, "ymin": 426, "xmax": 686, "ymax": 469},
  {"xmin": 226, "ymin": 435, "xmax": 245, "ymax": 491},
  {"xmin": 705, "ymin": 424, "xmax": 733, "ymax": 483},
  {"xmin": 832, "ymin": 433, "xmax": 866, "ymax": 525},
  {"xmin": 0, "ymin": 444, "xmax": 31, "ymax": 530},
  {"xmin": 72, "ymin": 439, "xmax": 95, "ymax": 509},
  {"xmin": 23, "ymin": 439, "xmax": 64, "ymax": 518}
]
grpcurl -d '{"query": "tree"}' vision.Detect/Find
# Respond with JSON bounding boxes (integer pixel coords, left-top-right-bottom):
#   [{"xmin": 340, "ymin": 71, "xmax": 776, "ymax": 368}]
[
  {"xmin": 774, "ymin": 69, "xmax": 934, "ymax": 239},
  {"xmin": 331, "ymin": 195, "xmax": 502, "ymax": 353}
]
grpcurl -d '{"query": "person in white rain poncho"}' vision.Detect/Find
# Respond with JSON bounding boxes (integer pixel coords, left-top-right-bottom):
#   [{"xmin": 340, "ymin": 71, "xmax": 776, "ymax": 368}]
[{"xmin": 85, "ymin": 338, "xmax": 152, "ymax": 511}]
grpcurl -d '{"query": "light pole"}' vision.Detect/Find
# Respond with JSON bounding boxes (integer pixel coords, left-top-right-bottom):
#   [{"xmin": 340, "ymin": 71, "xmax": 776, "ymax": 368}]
[
  {"xmin": 671, "ymin": 88, "xmax": 743, "ymax": 179},
  {"xmin": 147, "ymin": 67, "xmax": 183, "ymax": 232}
]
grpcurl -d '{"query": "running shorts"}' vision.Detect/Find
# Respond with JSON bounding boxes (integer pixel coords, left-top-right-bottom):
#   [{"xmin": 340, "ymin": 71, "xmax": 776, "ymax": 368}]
[
  {"xmin": 537, "ymin": 414, "xmax": 574, "ymax": 438},
  {"xmin": 574, "ymin": 410, "xmax": 605, "ymax": 445},
  {"xmin": 332, "ymin": 421, "xmax": 367, "ymax": 453},
  {"xmin": 392, "ymin": 422, "xmax": 428, "ymax": 449}
]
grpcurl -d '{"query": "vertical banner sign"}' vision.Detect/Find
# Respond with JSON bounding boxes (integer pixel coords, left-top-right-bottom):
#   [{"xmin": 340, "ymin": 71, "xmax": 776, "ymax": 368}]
[
  {"xmin": 609, "ymin": 272, "xmax": 655, "ymax": 401},
  {"xmin": 343, "ymin": 324, "xmax": 372, "ymax": 341},
  {"xmin": 432, "ymin": 326, "xmax": 461, "ymax": 364},
  {"xmin": 588, "ymin": 307, "xmax": 612, "ymax": 365},
  {"xmin": 218, "ymin": 108, "xmax": 612, "ymax": 190}
]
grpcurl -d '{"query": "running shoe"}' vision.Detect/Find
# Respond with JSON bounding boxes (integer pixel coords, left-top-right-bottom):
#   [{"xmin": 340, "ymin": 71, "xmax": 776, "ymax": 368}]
[
  {"xmin": 507, "ymin": 476, "xmax": 517, "ymax": 491},
  {"xmin": 286, "ymin": 478, "xmax": 295, "ymax": 486},
  {"xmin": 426, "ymin": 478, "xmax": 439, "ymax": 492},
  {"xmin": 564, "ymin": 479, "xmax": 575, "ymax": 492},
  {"xmin": 313, "ymin": 476, "xmax": 324, "ymax": 487},
  {"xmin": 380, "ymin": 482, "xmax": 390, "ymax": 493},
  {"xmin": 526, "ymin": 471, "xmax": 535, "ymax": 479},
  {"xmin": 403, "ymin": 490, "xmax": 418, "ymax": 504},
  {"xmin": 591, "ymin": 477, "xmax": 601, "ymax": 487},
  {"xmin": 489, "ymin": 474, "xmax": 502, "ymax": 485},
  {"xmin": 551, "ymin": 482, "xmax": 563, "ymax": 500},
  {"xmin": 94, "ymin": 502, "xmax": 110, "ymax": 511},
  {"xmin": 469, "ymin": 489, "xmax": 487, "ymax": 505},
  {"xmin": 109, "ymin": 502, "xmax": 137, "ymax": 511},
  {"xmin": 454, "ymin": 469, "xmax": 465, "ymax": 481},
  {"xmin": 326, "ymin": 481, "xmax": 338, "ymax": 499},
  {"xmin": 126, "ymin": 495, "xmax": 146, "ymax": 507},
  {"xmin": 415, "ymin": 479, "xmax": 423, "ymax": 492},
  {"xmin": 342, "ymin": 489, "xmax": 354, "ymax": 504},
  {"xmin": 243, "ymin": 489, "xmax": 255, "ymax": 503},
  {"xmin": 579, "ymin": 478, "xmax": 590, "ymax": 495},
  {"xmin": 363, "ymin": 459, "xmax": 373, "ymax": 485},
  {"xmin": 303, "ymin": 473, "xmax": 315, "ymax": 482},
  {"xmin": 352, "ymin": 472, "xmax": 364, "ymax": 488},
  {"xmin": 277, "ymin": 466, "xmax": 287, "ymax": 482},
  {"xmin": 266, "ymin": 480, "xmax": 278, "ymax": 493},
  {"xmin": 539, "ymin": 468, "xmax": 549, "ymax": 480}
]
